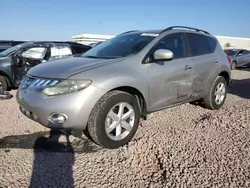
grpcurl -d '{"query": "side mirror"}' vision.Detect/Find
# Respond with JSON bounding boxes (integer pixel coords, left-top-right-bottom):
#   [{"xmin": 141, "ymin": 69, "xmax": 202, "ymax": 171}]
[{"xmin": 153, "ymin": 49, "xmax": 173, "ymax": 61}]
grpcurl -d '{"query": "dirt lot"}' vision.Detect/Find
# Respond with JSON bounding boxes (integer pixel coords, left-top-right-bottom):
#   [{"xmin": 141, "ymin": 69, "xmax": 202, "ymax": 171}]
[{"xmin": 1, "ymin": 69, "xmax": 250, "ymax": 188}]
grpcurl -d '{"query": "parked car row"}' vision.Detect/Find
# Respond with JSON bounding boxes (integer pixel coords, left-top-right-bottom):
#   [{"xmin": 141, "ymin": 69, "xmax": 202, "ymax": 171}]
[
  {"xmin": 0, "ymin": 41, "xmax": 91, "ymax": 91},
  {"xmin": 224, "ymin": 48, "xmax": 250, "ymax": 70},
  {"xmin": 16, "ymin": 26, "xmax": 231, "ymax": 149}
]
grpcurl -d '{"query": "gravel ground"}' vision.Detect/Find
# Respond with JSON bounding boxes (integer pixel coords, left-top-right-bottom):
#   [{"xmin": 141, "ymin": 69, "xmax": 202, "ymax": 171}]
[{"xmin": 1, "ymin": 69, "xmax": 250, "ymax": 188}]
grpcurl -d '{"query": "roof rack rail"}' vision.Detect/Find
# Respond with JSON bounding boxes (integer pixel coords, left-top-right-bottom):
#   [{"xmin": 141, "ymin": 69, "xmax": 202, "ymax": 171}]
[
  {"xmin": 118, "ymin": 30, "xmax": 140, "ymax": 35},
  {"xmin": 160, "ymin": 26, "xmax": 210, "ymax": 35}
]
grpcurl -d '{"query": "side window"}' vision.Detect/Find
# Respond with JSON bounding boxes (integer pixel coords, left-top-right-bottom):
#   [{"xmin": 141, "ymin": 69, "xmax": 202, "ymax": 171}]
[
  {"xmin": 50, "ymin": 44, "xmax": 72, "ymax": 60},
  {"xmin": 152, "ymin": 33, "xmax": 187, "ymax": 59},
  {"xmin": 237, "ymin": 50, "xmax": 243, "ymax": 56},
  {"xmin": 21, "ymin": 47, "xmax": 46, "ymax": 59},
  {"xmin": 71, "ymin": 45, "xmax": 90, "ymax": 54},
  {"xmin": 187, "ymin": 33, "xmax": 211, "ymax": 56}
]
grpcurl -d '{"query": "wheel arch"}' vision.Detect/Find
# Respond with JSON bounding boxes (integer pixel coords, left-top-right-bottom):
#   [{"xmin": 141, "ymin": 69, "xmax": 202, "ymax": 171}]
[
  {"xmin": 109, "ymin": 86, "xmax": 147, "ymax": 120},
  {"xmin": 0, "ymin": 70, "xmax": 12, "ymax": 89},
  {"xmin": 218, "ymin": 71, "xmax": 230, "ymax": 85}
]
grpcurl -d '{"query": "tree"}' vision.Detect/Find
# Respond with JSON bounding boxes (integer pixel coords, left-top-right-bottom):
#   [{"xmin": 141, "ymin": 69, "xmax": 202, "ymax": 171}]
[{"xmin": 224, "ymin": 42, "xmax": 231, "ymax": 48}]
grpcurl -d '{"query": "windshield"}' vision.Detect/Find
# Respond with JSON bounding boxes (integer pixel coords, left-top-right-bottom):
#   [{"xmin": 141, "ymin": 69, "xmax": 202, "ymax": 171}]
[
  {"xmin": 0, "ymin": 42, "xmax": 33, "ymax": 57},
  {"xmin": 82, "ymin": 32, "xmax": 158, "ymax": 59},
  {"xmin": 224, "ymin": 49, "xmax": 239, "ymax": 56}
]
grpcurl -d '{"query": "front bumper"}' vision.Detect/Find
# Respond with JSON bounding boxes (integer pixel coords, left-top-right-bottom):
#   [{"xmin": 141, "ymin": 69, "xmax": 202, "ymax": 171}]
[{"xmin": 16, "ymin": 85, "xmax": 106, "ymax": 130}]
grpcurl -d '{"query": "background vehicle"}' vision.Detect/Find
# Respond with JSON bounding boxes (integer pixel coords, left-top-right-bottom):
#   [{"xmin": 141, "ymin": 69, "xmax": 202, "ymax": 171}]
[
  {"xmin": 231, "ymin": 49, "xmax": 250, "ymax": 69},
  {"xmin": 224, "ymin": 49, "xmax": 241, "ymax": 57},
  {"xmin": 17, "ymin": 26, "xmax": 231, "ymax": 149},
  {"xmin": 0, "ymin": 40, "xmax": 26, "ymax": 52},
  {"xmin": 0, "ymin": 41, "xmax": 91, "ymax": 90},
  {"xmin": 224, "ymin": 49, "xmax": 250, "ymax": 69}
]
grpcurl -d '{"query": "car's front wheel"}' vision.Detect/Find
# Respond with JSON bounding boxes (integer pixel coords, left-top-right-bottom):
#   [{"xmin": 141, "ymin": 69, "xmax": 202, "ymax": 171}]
[
  {"xmin": 231, "ymin": 61, "xmax": 236, "ymax": 70},
  {"xmin": 87, "ymin": 90, "xmax": 140, "ymax": 149},
  {"xmin": 203, "ymin": 76, "xmax": 228, "ymax": 110},
  {"xmin": 0, "ymin": 76, "xmax": 8, "ymax": 91}
]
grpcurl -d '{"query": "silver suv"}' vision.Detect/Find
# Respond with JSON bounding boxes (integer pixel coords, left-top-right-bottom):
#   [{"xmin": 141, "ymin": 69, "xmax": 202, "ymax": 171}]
[{"xmin": 16, "ymin": 26, "xmax": 231, "ymax": 149}]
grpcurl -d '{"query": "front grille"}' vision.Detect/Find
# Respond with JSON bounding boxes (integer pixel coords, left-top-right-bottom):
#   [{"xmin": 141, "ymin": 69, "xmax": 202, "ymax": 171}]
[{"xmin": 21, "ymin": 75, "xmax": 59, "ymax": 89}]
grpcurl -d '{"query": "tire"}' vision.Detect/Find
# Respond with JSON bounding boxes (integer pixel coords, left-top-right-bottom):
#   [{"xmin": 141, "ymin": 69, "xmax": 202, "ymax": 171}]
[
  {"xmin": 87, "ymin": 90, "xmax": 140, "ymax": 149},
  {"xmin": 0, "ymin": 76, "xmax": 8, "ymax": 91},
  {"xmin": 203, "ymin": 76, "xmax": 228, "ymax": 110},
  {"xmin": 231, "ymin": 61, "xmax": 236, "ymax": 70}
]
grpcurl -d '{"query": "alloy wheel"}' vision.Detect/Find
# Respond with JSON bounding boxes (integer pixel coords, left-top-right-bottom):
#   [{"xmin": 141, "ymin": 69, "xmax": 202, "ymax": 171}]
[
  {"xmin": 214, "ymin": 82, "xmax": 226, "ymax": 105},
  {"xmin": 105, "ymin": 102, "xmax": 135, "ymax": 141}
]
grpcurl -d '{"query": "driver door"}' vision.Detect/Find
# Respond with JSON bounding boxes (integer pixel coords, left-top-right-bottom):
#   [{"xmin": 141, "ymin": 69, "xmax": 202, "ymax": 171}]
[
  {"xmin": 147, "ymin": 33, "xmax": 194, "ymax": 111},
  {"xmin": 13, "ymin": 46, "xmax": 47, "ymax": 85}
]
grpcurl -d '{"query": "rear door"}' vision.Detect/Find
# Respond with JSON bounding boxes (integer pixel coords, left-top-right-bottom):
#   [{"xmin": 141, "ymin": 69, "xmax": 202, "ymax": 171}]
[
  {"xmin": 186, "ymin": 33, "xmax": 219, "ymax": 99},
  {"xmin": 147, "ymin": 33, "xmax": 194, "ymax": 110}
]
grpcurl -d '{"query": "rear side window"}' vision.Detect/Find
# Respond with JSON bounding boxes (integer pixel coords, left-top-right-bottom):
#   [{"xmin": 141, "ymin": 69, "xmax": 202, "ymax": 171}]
[
  {"xmin": 187, "ymin": 33, "xmax": 216, "ymax": 56},
  {"xmin": 243, "ymin": 50, "xmax": 250, "ymax": 55},
  {"xmin": 206, "ymin": 36, "xmax": 217, "ymax": 53}
]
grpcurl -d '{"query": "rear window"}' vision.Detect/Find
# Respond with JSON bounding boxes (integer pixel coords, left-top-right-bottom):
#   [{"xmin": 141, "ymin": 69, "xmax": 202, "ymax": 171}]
[{"xmin": 187, "ymin": 33, "xmax": 217, "ymax": 56}]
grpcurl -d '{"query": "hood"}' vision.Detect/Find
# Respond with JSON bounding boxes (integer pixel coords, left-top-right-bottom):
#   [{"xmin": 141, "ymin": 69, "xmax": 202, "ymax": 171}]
[{"xmin": 28, "ymin": 56, "xmax": 124, "ymax": 79}]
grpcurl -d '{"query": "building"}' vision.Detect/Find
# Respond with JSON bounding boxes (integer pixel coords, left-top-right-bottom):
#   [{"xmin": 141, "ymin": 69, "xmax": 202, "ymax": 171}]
[
  {"xmin": 72, "ymin": 33, "xmax": 114, "ymax": 45},
  {"xmin": 72, "ymin": 33, "xmax": 250, "ymax": 50}
]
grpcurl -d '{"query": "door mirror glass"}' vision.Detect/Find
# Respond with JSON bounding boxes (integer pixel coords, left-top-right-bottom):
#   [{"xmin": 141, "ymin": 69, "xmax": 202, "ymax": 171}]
[{"xmin": 153, "ymin": 49, "xmax": 173, "ymax": 61}]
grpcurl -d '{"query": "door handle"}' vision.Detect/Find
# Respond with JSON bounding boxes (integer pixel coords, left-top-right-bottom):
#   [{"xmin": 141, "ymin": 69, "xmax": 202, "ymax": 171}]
[
  {"xmin": 184, "ymin": 65, "xmax": 192, "ymax": 70},
  {"xmin": 214, "ymin": 60, "xmax": 219, "ymax": 64}
]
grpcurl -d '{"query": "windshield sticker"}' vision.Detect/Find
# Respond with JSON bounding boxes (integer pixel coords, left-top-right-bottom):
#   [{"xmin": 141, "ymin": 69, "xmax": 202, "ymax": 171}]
[{"xmin": 141, "ymin": 33, "xmax": 159, "ymax": 37}]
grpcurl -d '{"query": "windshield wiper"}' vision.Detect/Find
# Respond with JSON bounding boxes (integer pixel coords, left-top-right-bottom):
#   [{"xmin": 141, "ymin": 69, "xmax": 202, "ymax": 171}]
[{"xmin": 84, "ymin": 56, "xmax": 99, "ymax": 59}]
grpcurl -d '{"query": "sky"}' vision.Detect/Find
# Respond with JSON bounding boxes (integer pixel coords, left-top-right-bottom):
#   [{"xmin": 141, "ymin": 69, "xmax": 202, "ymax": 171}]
[{"xmin": 1, "ymin": 0, "xmax": 250, "ymax": 41}]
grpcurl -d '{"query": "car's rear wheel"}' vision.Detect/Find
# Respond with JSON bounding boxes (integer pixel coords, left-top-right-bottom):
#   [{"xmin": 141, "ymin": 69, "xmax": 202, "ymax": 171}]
[
  {"xmin": 87, "ymin": 90, "xmax": 140, "ymax": 149},
  {"xmin": 203, "ymin": 76, "xmax": 228, "ymax": 110},
  {"xmin": 0, "ymin": 76, "xmax": 8, "ymax": 91}
]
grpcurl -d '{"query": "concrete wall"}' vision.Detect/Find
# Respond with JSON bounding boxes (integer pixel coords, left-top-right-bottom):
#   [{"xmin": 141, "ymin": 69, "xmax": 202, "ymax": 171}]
[{"xmin": 216, "ymin": 36, "xmax": 250, "ymax": 50}]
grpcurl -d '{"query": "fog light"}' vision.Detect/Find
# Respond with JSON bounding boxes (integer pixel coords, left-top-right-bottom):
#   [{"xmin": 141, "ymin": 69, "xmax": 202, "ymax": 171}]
[{"xmin": 49, "ymin": 113, "xmax": 68, "ymax": 124}]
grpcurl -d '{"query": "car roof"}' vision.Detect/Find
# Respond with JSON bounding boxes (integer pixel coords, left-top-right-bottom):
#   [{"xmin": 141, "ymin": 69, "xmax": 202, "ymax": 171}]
[
  {"xmin": 22, "ymin": 41, "xmax": 89, "ymax": 47},
  {"xmin": 121, "ymin": 26, "xmax": 212, "ymax": 37}
]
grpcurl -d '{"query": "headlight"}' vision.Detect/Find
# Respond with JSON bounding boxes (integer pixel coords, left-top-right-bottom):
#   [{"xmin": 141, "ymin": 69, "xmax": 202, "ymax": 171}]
[{"xmin": 42, "ymin": 79, "xmax": 92, "ymax": 96}]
